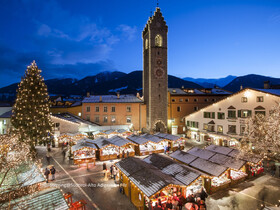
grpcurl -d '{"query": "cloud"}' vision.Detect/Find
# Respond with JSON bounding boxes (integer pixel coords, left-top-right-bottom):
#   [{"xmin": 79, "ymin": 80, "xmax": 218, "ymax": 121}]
[{"xmin": 117, "ymin": 24, "xmax": 137, "ymax": 41}]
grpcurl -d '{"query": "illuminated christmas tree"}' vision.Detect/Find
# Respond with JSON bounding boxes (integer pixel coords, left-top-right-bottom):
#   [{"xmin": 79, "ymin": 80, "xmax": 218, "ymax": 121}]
[
  {"xmin": 239, "ymin": 101, "xmax": 280, "ymax": 161},
  {"xmin": 11, "ymin": 61, "xmax": 53, "ymax": 150}
]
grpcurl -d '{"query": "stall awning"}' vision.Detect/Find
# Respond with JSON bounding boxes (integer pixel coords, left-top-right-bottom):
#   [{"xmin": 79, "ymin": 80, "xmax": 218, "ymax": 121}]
[
  {"xmin": 154, "ymin": 132, "xmax": 181, "ymax": 141},
  {"xmin": 72, "ymin": 139, "xmax": 98, "ymax": 151},
  {"xmin": 108, "ymin": 135, "xmax": 136, "ymax": 147},
  {"xmin": 187, "ymin": 147, "xmax": 216, "ymax": 160},
  {"xmin": 143, "ymin": 154, "xmax": 203, "ymax": 186},
  {"xmin": 2, "ymin": 188, "xmax": 68, "ymax": 209},
  {"xmin": 115, "ymin": 157, "xmax": 183, "ymax": 198}
]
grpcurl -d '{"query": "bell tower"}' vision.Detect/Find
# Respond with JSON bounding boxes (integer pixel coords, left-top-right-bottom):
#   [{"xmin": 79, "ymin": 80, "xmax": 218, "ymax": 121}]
[{"xmin": 142, "ymin": 7, "xmax": 168, "ymax": 133}]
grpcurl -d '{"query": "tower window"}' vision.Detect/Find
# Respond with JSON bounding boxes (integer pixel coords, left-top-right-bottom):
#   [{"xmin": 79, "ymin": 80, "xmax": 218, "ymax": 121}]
[
  {"xmin": 145, "ymin": 39, "xmax": 148, "ymax": 50},
  {"xmin": 158, "ymin": 51, "xmax": 160, "ymax": 55},
  {"xmin": 155, "ymin": 34, "xmax": 163, "ymax": 47}
]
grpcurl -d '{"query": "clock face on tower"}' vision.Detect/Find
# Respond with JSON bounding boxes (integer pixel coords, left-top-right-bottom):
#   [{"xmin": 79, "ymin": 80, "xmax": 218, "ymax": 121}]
[{"xmin": 155, "ymin": 68, "xmax": 164, "ymax": 79}]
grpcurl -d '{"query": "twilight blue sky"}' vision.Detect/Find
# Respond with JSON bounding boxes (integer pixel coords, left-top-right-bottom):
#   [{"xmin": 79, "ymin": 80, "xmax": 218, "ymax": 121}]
[{"xmin": 0, "ymin": 0, "xmax": 280, "ymax": 87}]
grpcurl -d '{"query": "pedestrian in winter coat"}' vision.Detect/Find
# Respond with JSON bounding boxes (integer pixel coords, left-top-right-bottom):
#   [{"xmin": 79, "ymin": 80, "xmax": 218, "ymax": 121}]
[
  {"xmin": 110, "ymin": 165, "xmax": 113, "ymax": 178},
  {"xmin": 126, "ymin": 150, "xmax": 129, "ymax": 158},
  {"xmin": 44, "ymin": 168, "xmax": 50, "ymax": 183},
  {"xmin": 46, "ymin": 150, "xmax": 51, "ymax": 165},
  {"xmin": 50, "ymin": 166, "xmax": 56, "ymax": 180},
  {"xmin": 271, "ymin": 164, "xmax": 276, "ymax": 176},
  {"xmin": 103, "ymin": 162, "xmax": 107, "ymax": 175},
  {"xmin": 113, "ymin": 166, "xmax": 117, "ymax": 180},
  {"xmin": 62, "ymin": 149, "xmax": 66, "ymax": 162}
]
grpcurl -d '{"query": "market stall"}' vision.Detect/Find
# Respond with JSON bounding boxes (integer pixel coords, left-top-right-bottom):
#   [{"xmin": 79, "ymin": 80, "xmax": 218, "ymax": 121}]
[
  {"xmin": 58, "ymin": 132, "xmax": 87, "ymax": 147},
  {"xmin": 91, "ymin": 137, "xmax": 120, "ymax": 161},
  {"xmin": 72, "ymin": 139, "xmax": 97, "ymax": 166},
  {"xmin": 154, "ymin": 132, "xmax": 185, "ymax": 151},
  {"xmin": 141, "ymin": 134, "xmax": 168, "ymax": 153},
  {"xmin": 108, "ymin": 136, "xmax": 136, "ymax": 158},
  {"xmin": 127, "ymin": 135, "xmax": 161, "ymax": 156},
  {"xmin": 117, "ymin": 129, "xmax": 133, "ymax": 138}
]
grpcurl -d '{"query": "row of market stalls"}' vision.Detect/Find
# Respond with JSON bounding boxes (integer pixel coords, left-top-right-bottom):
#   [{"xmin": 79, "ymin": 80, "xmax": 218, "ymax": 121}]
[
  {"xmin": 115, "ymin": 154, "xmax": 205, "ymax": 209},
  {"xmin": 170, "ymin": 145, "xmax": 263, "ymax": 194},
  {"xmin": 71, "ymin": 133, "xmax": 185, "ymax": 164}
]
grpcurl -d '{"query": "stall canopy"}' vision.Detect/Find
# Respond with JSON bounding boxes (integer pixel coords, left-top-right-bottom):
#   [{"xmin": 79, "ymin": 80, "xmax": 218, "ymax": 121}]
[
  {"xmin": 141, "ymin": 134, "xmax": 163, "ymax": 143},
  {"xmin": 154, "ymin": 133, "xmax": 181, "ymax": 141},
  {"xmin": 206, "ymin": 145, "xmax": 262, "ymax": 164},
  {"xmin": 143, "ymin": 154, "xmax": 203, "ymax": 186},
  {"xmin": 170, "ymin": 150, "xmax": 227, "ymax": 177},
  {"xmin": 127, "ymin": 134, "xmax": 151, "ymax": 145},
  {"xmin": 2, "ymin": 188, "xmax": 68, "ymax": 209},
  {"xmin": 108, "ymin": 136, "xmax": 136, "ymax": 147},
  {"xmin": 88, "ymin": 137, "xmax": 112, "ymax": 149},
  {"xmin": 72, "ymin": 139, "xmax": 98, "ymax": 152},
  {"xmin": 115, "ymin": 157, "xmax": 183, "ymax": 198}
]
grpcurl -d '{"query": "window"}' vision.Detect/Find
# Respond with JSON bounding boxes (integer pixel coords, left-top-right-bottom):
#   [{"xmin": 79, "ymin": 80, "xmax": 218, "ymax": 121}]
[
  {"xmin": 255, "ymin": 111, "xmax": 265, "ymax": 116},
  {"xmin": 194, "ymin": 98, "xmax": 198, "ymax": 102},
  {"xmin": 238, "ymin": 110, "xmax": 252, "ymax": 118},
  {"xmin": 55, "ymin": 123, "xmax": 60, "ymax": 128},
  {"xmin": 217, "ymin": 125, "xmax": 223, "ymax": 133},
  {"xmin": 95, "ymin": 106, "xmax": 99, "ymax": 112},
  {"xmin": 172, "ymin": 99, "xmax": 176, "ymax": 102},
  {"xmin": 203, "ymin": 124, "xmax": 208, "ymax": 130},
  {"xmin": 104, "ymin": 106, "xmax": 108, "ymax": 112},
  {"xmin": 217, "ymin": 112, "xmax": 225, "ymax": 119},
  {"xmin": 179, "ymin": 98, "xmax": 183, "ymax": 102},
  {"xmin": 78, "ymin": 112, "xmax": 81, "ymax": 116},
  {"xmin": 208, "ymin": 125, "xmax": 215, "ymax": 132},
  {"xmin": 228, "ymin": 125, "xmax": 236, "ymax": 134},
  {"xmin": 185, "ymin": 99, "xmax": 189, "ymax": 102},
  {"xmin": 180, "ymin": 118, "xmax": 184, "ymax": 123},
  {"xmin": 228, "ymin": 110, "xmax": 236, "ymax": 119},
  {"xmin": 241, "ymin": 97, "xmax": 248, "ymax": 103},
  {"xmin": 188, "ymin": 121, "xmax": 199, "ymax": 128},
  {"xmin": 126, "ymin": 106, "xmax": 131, "ymax": 112},
  {"xmin": 204, "ymin": 112, "xmax": 215, "ymax": 119},
  {"xmin": 212, "ymin": 98, "xmax": 216, "ymax": 102},
  {"xmin": 155, "ymin": 34, "xmax": 163, "ymax": 47},
  {"xmin": 103, "ymin": 116, "xmax": 108, "ymax": 123},
  {"xmin": 126, "ymin": 116, "xmax": 131, "ymax": 123},
  {"xmin": 111, "ymin": 116, "xmax": 116, "ymax": 123},
  {"xmin": 194, "ymin": 107, "xmax": 198, "ymax": 111},
  {"xmin": 145, "ymin": 39, "xmax": 148, "ymax": 49},
  {"xmin": 204, "ymin": 99, "xmax": 209, "ymax": 102},
  {"xmin": 94, "ymin": 116, "xmax": 99, "ymax": 123},
  {"xmin": 111, "ymin": 106, "xmax": 116, "ymax": 112},
  {"xmin": 240, "ymin": 125, "xmax": 246, "ymax": 135},
  {"xmin": 86, "ymin": 106, "xmax": 90, "ymax": 112},
  {"xmin": 3, "ymin": 120, "xmax": 7, "ymax": 125},
  {"xmin": 177, "ymin": 106, "xmax": 181, "ymax": 112},
  {"xmin": 257, "ymin": 96, "xmax": 264, "ymax": 102}
]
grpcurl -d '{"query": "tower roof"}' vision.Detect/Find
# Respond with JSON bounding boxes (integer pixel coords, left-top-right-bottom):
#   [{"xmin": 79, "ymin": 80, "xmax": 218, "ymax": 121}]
[{"xmin": 142, "ymin": 7, "xmax": 168, "ymax": 37}]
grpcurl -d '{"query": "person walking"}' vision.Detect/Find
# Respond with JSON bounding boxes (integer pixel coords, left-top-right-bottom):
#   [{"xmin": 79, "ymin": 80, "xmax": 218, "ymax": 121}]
[
  {"xmin": 46, "ymin": 150, "xmax": 51, "ymax": 165},
  {"xmin": 44, "ymin": 168, "xmax": 50, "ymax": 183},
  {"xmin": 50, "ymin": 166, "xmax": 56, "ymax": 181},
  {"xmin": 271, "ymin": 163, "xmax": 276, "ymax": 176},
  {"xmin": 62, "ymin": 149, "xmax": 66, "ymax": 162},
  {"xmin": 103, "ymin": 162, "xmax": 107, "ymax": 176},
  {"xmin": 110, "ymin": 165, "xmax": 113, "ymax": 179},
  {"xmin": 113, "ymin": 166, "xmax": 117, "ymax": 180},
  {"xmin": 126, "ymin": 150, "xmax": 129, "ymax": 158}
]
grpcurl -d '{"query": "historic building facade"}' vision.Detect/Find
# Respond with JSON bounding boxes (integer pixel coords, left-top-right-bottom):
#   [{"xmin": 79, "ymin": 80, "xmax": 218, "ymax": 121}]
[{"xmin": 142, "ymin": 8, "xmax": 168, "ymax": 133}]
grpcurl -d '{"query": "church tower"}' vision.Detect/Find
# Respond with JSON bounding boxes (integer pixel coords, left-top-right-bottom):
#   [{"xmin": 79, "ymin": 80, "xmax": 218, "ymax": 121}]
[{"xmin": 142, "ymin": 7, "xmax": 168, "ymax": 133}]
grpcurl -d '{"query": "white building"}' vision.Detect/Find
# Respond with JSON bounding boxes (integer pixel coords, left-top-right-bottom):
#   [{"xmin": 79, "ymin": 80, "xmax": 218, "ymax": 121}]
[{"xmin": 184, "ymin": 88, "xmax": 280, "ymax": 147}]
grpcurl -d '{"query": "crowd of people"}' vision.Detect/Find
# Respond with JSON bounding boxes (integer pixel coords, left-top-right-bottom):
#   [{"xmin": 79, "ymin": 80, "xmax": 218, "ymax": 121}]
[{"xmin": 148, "ymin": 189, "xmax": 207, "ymax": 210}]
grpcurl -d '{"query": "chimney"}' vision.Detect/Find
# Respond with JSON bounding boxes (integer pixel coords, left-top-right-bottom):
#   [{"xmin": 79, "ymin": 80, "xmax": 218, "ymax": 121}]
[
  {"xmin": 86, "ymin": 92, "xmax": 90, "ymax": 97},
  {"xmin": 264, "ymin": 81, "xmax": 270, "ymax": 89},
  {"xmin": 99, "ymin": 96, "xmax": 102, "ymax": 102},
  {"xmin": 136, "ymin": 92, "xmax": 140, "ymax": 98},
  {"xmin": 240, "ymin": 84, "xmax": 243, "ymax": 90},
  {"xmin": 117, "ymin": 92, "xmax": 120, "ymax": 99}
]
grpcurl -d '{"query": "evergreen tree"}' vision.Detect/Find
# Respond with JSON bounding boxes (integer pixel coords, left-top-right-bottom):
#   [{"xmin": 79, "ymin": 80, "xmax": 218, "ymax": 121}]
[{"xmin": 11, "ymin": 61, "xmax": 53, "ymax": 149}]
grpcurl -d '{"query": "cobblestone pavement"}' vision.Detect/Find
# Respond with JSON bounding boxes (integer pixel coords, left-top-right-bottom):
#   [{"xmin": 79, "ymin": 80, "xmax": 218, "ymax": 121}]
[{"xmin": 36, "ymin": 145, "xmax": 280, "ymax": 210}]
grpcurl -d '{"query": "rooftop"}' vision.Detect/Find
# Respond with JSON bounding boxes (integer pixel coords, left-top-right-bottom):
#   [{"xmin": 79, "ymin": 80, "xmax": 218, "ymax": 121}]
[
  {"xmin": 82, "ymin": 94, "xmax": 143, "ymax": 103},
  {"xmin": 168, "ymin": 88, "xmax": 231, "ymax": 96},
  {"xmin": 52, "ymin": 112, "xmax": 98, "ymax": 126},
  {"xmin": 0, "ymin": 110, "xmax": 12, "ymax": 118}
]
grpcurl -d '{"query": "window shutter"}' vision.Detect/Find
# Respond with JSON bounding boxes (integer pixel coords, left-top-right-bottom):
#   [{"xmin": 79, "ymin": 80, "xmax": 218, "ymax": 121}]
[
  {"xmin": 248, "ymin": 110, "xmax": 252, "ymax": 117},
  {"xmin": 238, "ymin": 110, "xmax": 241, "ymax": 118},
  {"xmin": 212, "ymin": 112, "xmax": 215, "ymax": 119}
]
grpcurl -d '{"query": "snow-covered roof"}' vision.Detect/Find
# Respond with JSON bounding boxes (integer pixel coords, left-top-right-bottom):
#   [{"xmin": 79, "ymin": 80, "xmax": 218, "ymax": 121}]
[
  {"xmin": 168, "ymin": 88, "xmax": 231, "ymax": 96},
  {"xmin": 72, "ymin": 139, "xmax": 97, "ymax": 151},
  {"xmin": 0, "ymin": 110, "xmax": 12, "ymax": 118},
  {"xmin": 87, "ymin": 137, "xmax": 114, "ymax": 149},
  {"xmin": 170, "ymin": 150, "xmax": 198, "ymax": 164},
  {"xmin": 255, "ymin": 89, "xmax": 280, "ymax": 97},
  {"xmin": 189, "ymin": 158, "xmax": 228, "ymax": 177},
  {"xmin": 52, "ymin": 113, "xmax": 98, "ymax": 126},
  {"xmin": 209, "ymin": 153, "xmax": 246, "ymax": 170},
  {"xmin": 143, "ymin": 154, "xmax": 202, "ymax": 186},
  {"xmin": 82, "ymin": 94, "xmax": 143, "ymax": 103},
  {"xmin": 108, "ymin": 135, "xmax": 135, "ymax": 147},
  {"xmin": 154, "ymin": 132, "xmax": 180, "ymax": 141},
  {"xmin": 127, "ymin": 134, "xmax": 150, "ymax": 145},
  {"xmin": 205, "ymin": 145, "xmax": 234, "ymax": 155},
  {"xmin": 141, "ymin": 134, "xmax": 163, "ymax": 143},
  {"xmin": 115, "ymin": 157, "xmax": 183, "ymax": 198},
  {"xmin": 2, "ymin": 188, "xmax": 68, "ymax": 209},
  {"xmin": 187, "ymin": 147, "xmax": 216, "ymax": 160}
]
